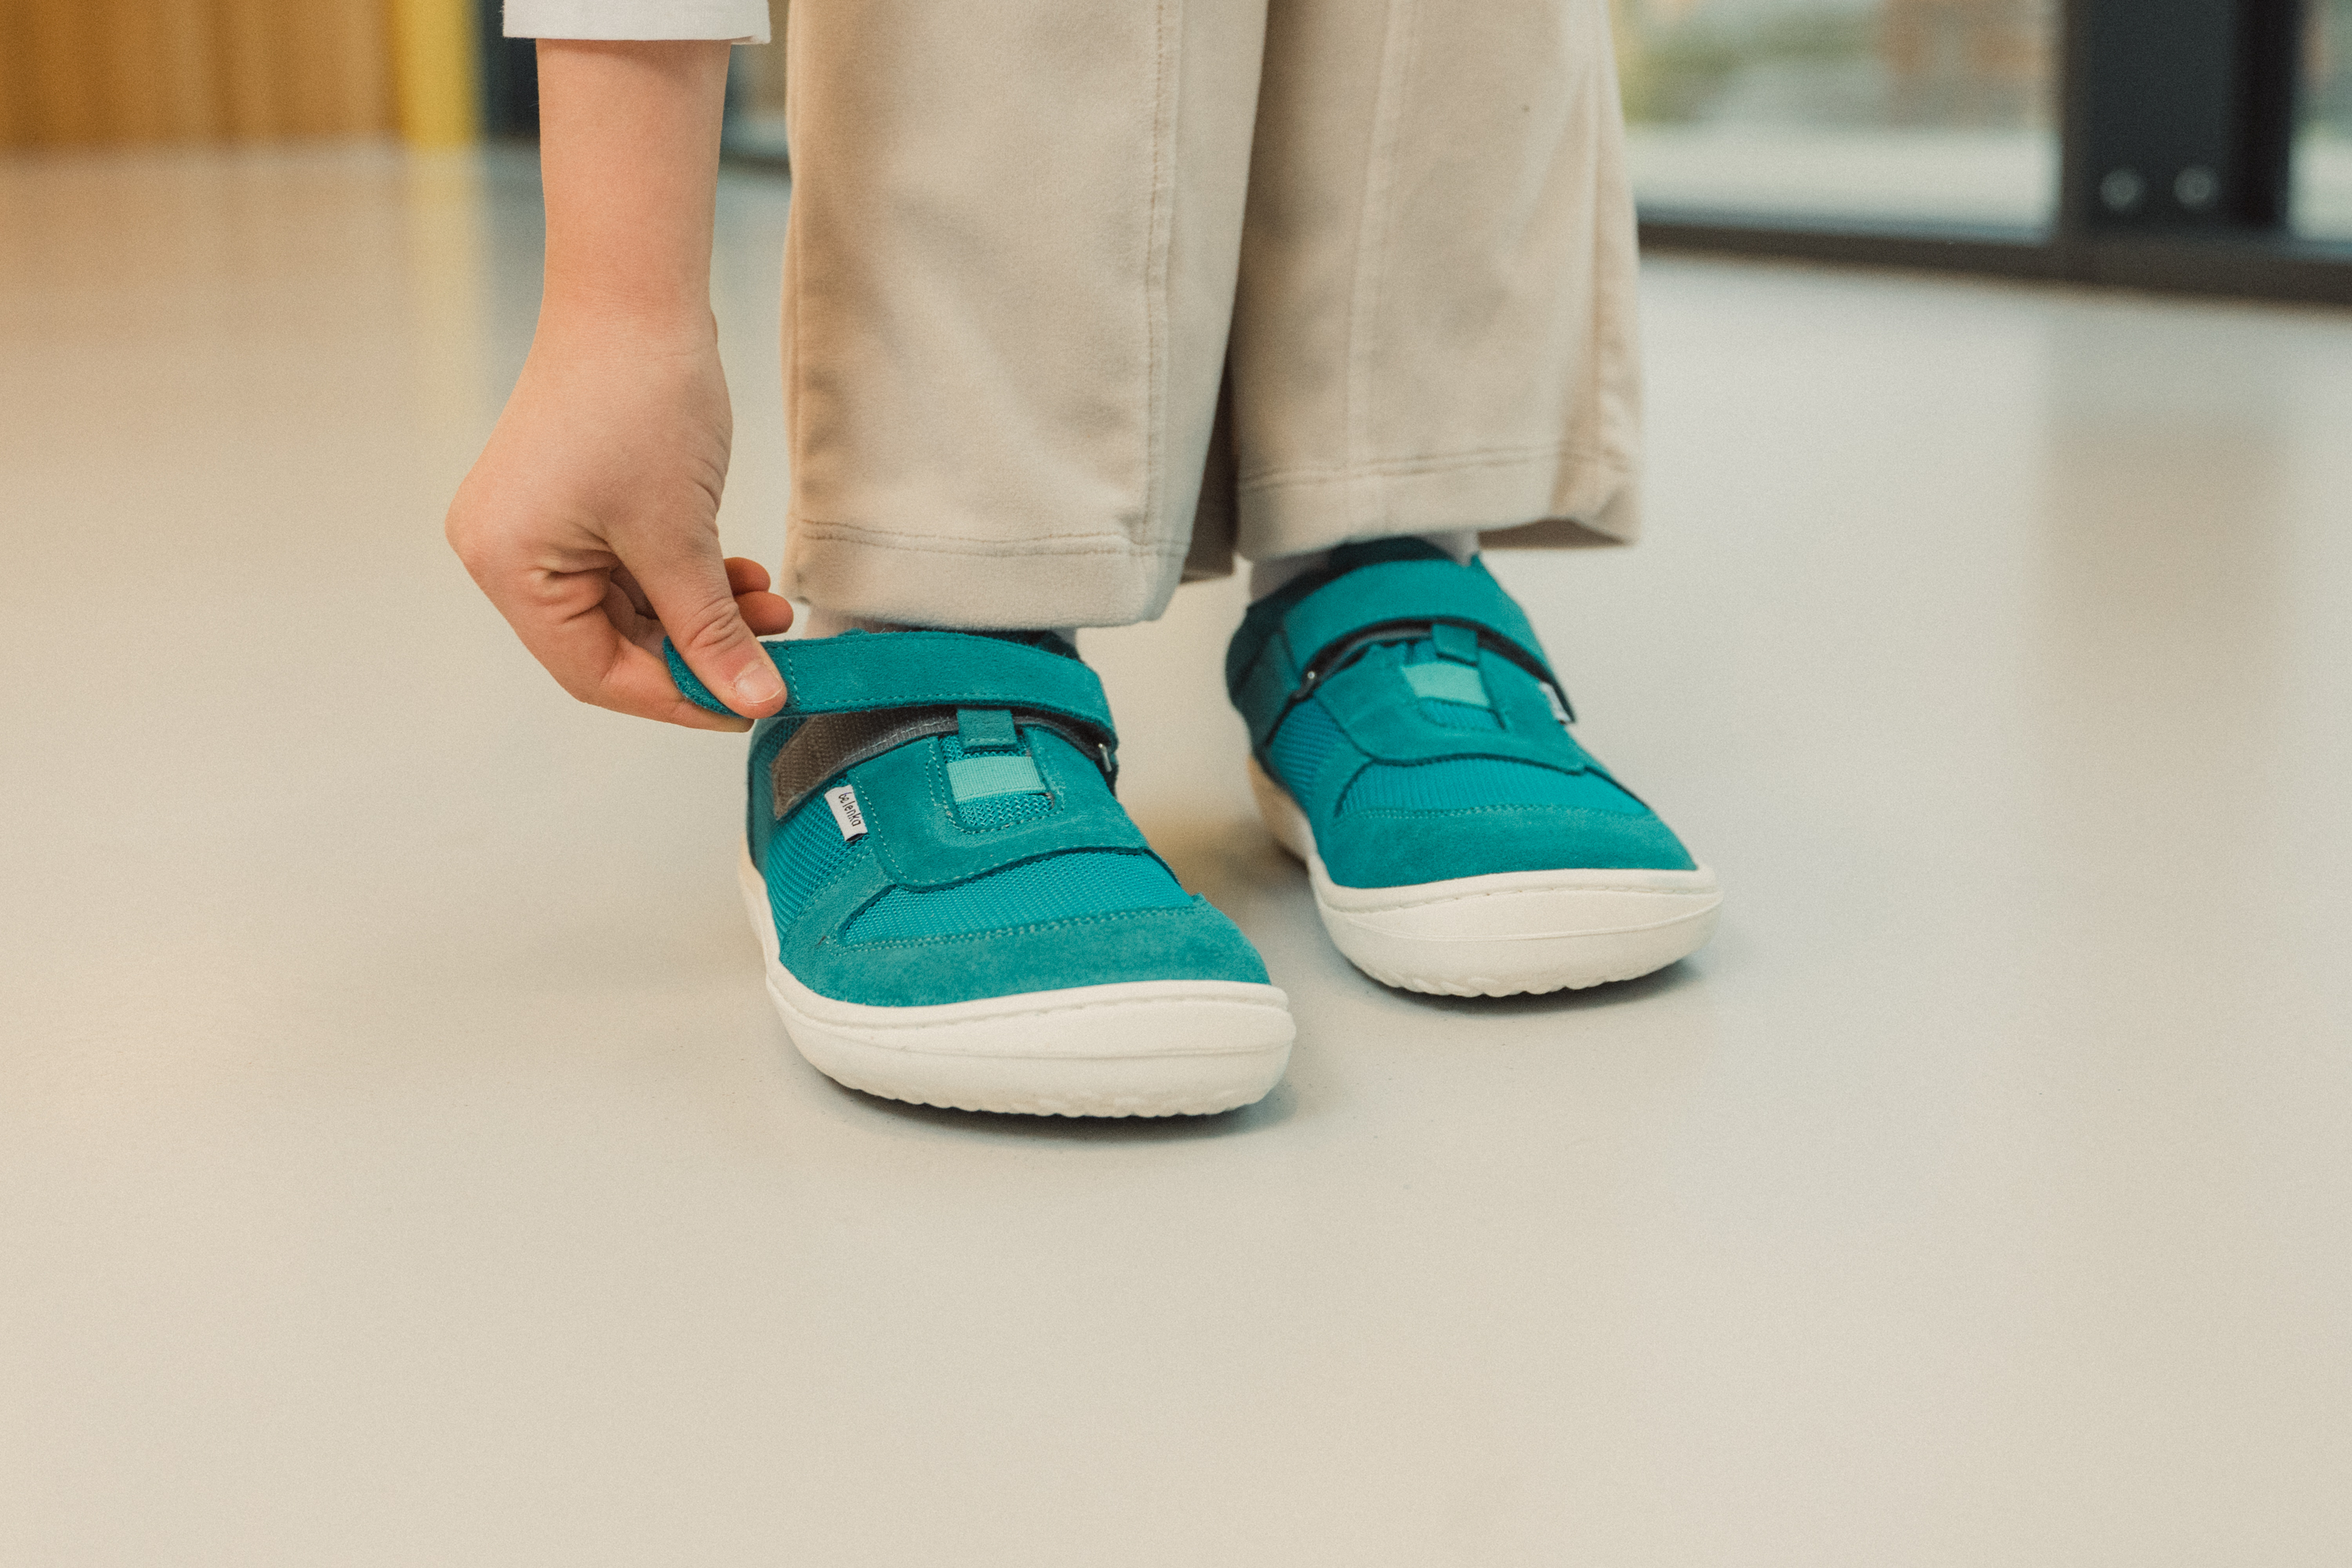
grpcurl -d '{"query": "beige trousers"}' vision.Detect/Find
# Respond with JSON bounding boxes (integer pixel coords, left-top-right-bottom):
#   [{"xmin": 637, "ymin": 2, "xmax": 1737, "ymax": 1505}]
[{"xmin": 775, "ymin": 0, "xmax": 1643, "ymax": 630}]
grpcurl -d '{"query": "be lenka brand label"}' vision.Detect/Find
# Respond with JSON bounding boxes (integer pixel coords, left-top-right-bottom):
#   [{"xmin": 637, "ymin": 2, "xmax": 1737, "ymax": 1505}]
[{"xmin": 825, "ymin": 784, "xmax": 868, "ymax": 841}]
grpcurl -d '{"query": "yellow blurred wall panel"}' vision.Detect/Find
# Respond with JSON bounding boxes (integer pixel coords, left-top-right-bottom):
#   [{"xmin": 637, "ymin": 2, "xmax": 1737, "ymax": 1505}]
[
  {"xmin": 0, "ymin": 0, "xmax": 416, "ymax": 149},
  {"xmin": 388, "ymin": 0, "xmax": 480, "ymax": 148}
]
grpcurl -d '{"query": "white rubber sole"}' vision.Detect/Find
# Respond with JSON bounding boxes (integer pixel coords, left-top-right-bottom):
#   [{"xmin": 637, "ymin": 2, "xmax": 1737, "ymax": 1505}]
[
  {"xmin": 1249, "ymin": 759, "xmax": 1722, "ymax": 998},
  {"xmin": 739, "ymin": 849, "xmax": 1293, "ymax": 1117}
]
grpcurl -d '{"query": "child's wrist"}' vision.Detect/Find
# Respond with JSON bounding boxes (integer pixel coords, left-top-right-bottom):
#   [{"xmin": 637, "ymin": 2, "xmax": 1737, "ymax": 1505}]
[{"xmin": 535, "ymin": 281, "xmax": 716, "ymax": 357}]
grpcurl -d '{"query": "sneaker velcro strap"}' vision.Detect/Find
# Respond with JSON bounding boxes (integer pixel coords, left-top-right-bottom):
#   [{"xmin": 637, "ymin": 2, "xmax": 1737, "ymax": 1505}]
[
  {"xmin": 1275, "ymin": 559, "xmax": 1552, "ymax": 684},
  {"xmin": 766, "ymin": 706, "xmax": 1112, "ymax": 822},
  {"xmin": 1232, "ymin": 559, "xmax": 1570, "ymax": 754},
  {"xmin": 664, "ymin": 630, "xmax": 1117, "ymax": 739}
]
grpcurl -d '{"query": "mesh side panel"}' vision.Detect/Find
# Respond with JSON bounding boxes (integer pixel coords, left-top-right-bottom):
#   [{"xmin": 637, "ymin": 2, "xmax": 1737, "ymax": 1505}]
[
  {"xmin": 1265, "ymin": 696, "xmax": 1345, "ymax": 796},
  {"xmin": 845, "ymin": 851, "xmax": 1189, "ymax": 944},
  {"xmin": 765, "ymin": 793, "xmax": 865, "ymax": 928},
  {"xmin": 957, "ymin": 792, "xmax": 1055, "ymax": 831},
  {"xmin": 1339, "ymin": 757, "xmax": 1644, "ymax": 815}
]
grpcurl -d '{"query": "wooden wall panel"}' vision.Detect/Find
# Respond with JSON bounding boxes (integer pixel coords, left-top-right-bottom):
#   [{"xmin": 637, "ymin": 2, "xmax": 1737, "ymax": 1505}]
[
  {"xmin": 287, "ymin": 0, "xmax": 393, "ymax": 136},
  {"xmin": 213, "ymin": 0, "xmax": 284, "ymax": 140},
  {"xmin": 0, "ymin": 0, "xmax": 405, "ymax": 150},
  {"xmin": 16, "ymin": 0, "xmax": 110, "ymax": 146},
  {"xmin": 154, "ymin": 0, "xmax": 227, "ymax": 142},
  {"xmin": 96, "ymin": 0, "xmax": 221, "ymax": 143}
]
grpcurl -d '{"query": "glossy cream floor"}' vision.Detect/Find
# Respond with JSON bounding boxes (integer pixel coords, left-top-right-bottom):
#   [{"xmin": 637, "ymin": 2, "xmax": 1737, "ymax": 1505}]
[{"xmin": 4, "ymin": 147, "xmax": 2349, "ymax": 1567}]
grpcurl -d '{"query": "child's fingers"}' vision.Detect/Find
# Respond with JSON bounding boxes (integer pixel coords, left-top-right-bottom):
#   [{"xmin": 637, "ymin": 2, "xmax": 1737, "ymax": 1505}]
[
  {"xmin": 514, "ymin": 583, "xmax": 753, "ymax": 731},
  {"xmin": 596, "ymin": 640, "xmax": 757, "ymax": 731},
  {"xmin": 724, "ymin": 559, "xmax": 790, "ymax": 638},
  {"xmin": 588, "ymin": 639, "xmax": 753, "ymax": 733},
  {"xmin": 612, "ymin": 563, "xmax": 657, "ymax": 618},
  {"xmin": 626, "ymin": 536, "xmax": 789, "ymax": 719},
  {"xmin": 736, "ymin": 590, "xmax": 793, "ymax": 636}
]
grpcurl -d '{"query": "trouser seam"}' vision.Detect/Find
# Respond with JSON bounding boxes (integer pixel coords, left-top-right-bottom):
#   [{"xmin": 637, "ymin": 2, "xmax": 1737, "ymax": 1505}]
[
  {"xmin": 1346, "ymin": 0, "xmax": 1418, "ymax": 533},
  {"xmin": 791, "ymin": 519, "xmax": 1189, "ymax": 560},
  {"xmin": 1238, "ymin": 439, "xmax": 1615, "ymax": 493},
  {"xmin": 1142, "ymin": 0, "xmax": 1180, "ymax": 562}
]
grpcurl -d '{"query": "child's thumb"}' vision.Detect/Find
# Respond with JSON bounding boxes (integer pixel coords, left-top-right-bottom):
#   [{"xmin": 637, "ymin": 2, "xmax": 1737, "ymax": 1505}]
[{"xmin": 637, "ymin": 554, "xmax": 787, "ymax": 718}]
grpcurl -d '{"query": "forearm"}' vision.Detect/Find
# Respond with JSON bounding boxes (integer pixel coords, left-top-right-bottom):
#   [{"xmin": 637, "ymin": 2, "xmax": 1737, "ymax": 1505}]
[
  {"xmin": 449, "ymin": 37, "xmax": 789, "ymax": 731},
  {"xmin": 534, "ymin": 39, "xmax": 731, "ymax": 339}
]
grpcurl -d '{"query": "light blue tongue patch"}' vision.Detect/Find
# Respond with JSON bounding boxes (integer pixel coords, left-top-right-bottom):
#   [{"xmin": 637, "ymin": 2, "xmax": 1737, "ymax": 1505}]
[
  {"xmin": 942, "ymin": 714, "xmax": 1053, "ymax": 830},
  {"xmin": 948, "ymin": 751, "xmax": 1045, "ymax": 802},
  {"xmin": 947, "ymin": 706, "xmax": 1047, "ymax": 804},
  {"xmin": 1403, "ymin": 659, "xmax": 1490, "ymax": 709},
  {"xmin": 1401, "ymin": 637, "xmax": 1501, "ymax": 731}
]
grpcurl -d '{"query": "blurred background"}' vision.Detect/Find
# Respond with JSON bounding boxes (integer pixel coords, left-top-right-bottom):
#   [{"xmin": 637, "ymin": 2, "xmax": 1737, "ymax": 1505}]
[
  {"xmin": 2, "ymin": 0, "xmax": 2348, "ymax": 249},
  {"xmin": 5, "ymin": 5, "xmax": 2350, "ymax": 1566},
  {"xmin": 1619, "ymin": 0, "xmax": 2352, "ymax": 238},
  {"xmin": 0, "ymin": 0, "xmax": 787, "ymax": 152}
]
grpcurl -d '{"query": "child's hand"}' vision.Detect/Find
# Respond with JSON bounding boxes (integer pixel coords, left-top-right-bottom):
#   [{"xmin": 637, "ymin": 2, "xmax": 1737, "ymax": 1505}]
[
  {"xmin": 444, "ymin": 38, "xmax": 779, "ymax": 731},
  {"xmin": 445, "ymin": 318, "xmax": 791, "ymax": 732}
]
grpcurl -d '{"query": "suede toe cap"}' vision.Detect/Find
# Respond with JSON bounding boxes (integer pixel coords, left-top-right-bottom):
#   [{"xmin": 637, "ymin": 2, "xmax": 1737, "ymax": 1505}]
[{"xmin": 1318, "ymin": 802, "xmax": 1697, "ymax": 887}]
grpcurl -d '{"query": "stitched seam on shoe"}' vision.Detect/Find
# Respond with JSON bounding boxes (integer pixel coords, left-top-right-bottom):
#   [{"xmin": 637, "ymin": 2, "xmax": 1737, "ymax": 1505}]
[
  {"xmin": 829, "ymin": 902, "xmax": 1205, "ymax": 950},
  {"xmin": 1339, "ymin": 804, "xmax": 1639, "ymax": 821},
  {"xmin": 771, "ymin": 833, "xmax": 873, "ymax": 935}
]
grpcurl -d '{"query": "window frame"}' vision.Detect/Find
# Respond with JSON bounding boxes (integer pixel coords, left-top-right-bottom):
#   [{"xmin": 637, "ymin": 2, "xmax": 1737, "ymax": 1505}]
[{"xmin": 1635, "ymin": 0, "xmax": 2352, "ymax": 307}]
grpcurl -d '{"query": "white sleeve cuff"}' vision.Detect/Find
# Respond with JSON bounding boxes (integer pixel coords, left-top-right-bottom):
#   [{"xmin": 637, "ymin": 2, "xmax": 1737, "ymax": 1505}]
[{"xmin": 503, "ymin": 1, "xmax": 771, "ymax": 44}]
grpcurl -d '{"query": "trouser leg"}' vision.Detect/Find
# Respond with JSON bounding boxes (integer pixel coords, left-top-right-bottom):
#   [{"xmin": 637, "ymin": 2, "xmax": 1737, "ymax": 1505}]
[
  {"xmin": 1225, "ymin": 0, "xmax": 1643, "ymax": 561},
  {"xmin": 777, "ymin": 0, "xmax": 1268, "ymax": 629}
]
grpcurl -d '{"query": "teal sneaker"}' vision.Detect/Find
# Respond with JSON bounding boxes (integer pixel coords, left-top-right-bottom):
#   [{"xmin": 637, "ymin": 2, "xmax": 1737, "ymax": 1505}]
[
  {"xmin": 1227, "ymin": 542, "xmax": 1720, "ymax": 996},
  {"xmin": 671, "ymin": 630, "xmax": 1293, "ymax": 1117}
]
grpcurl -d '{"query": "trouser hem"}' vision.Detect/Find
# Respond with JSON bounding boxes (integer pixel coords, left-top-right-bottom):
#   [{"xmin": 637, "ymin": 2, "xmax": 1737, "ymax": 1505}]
[
  {"xmin": 782, "ymin": 521, "xmax": 1191, "ymax": 630},
  {"xmin": 1234, "ymin": 444, "xmax": 1639, "ymax": 560}
]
